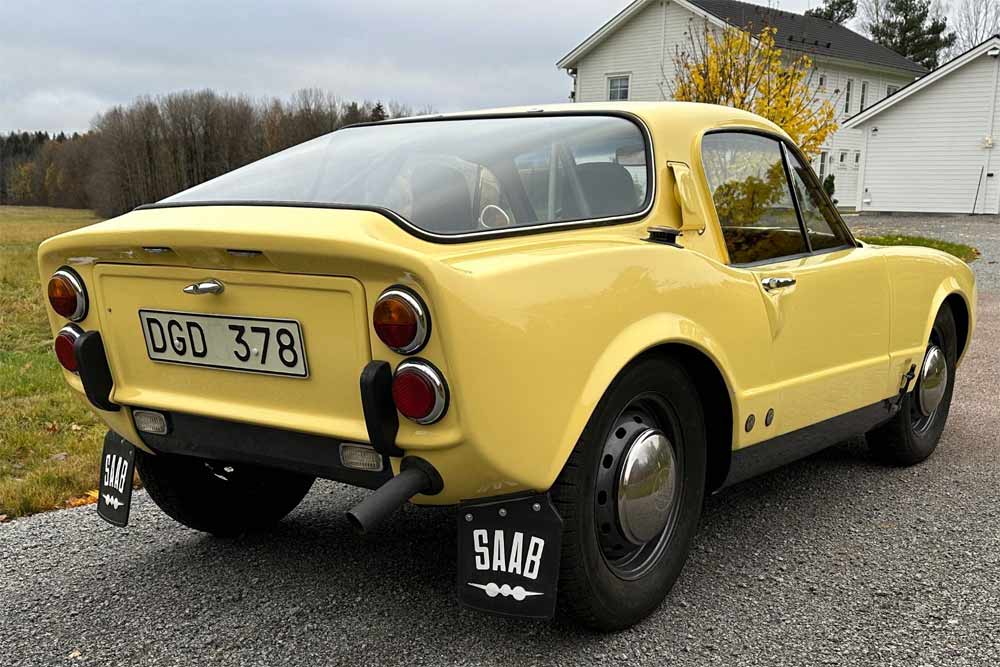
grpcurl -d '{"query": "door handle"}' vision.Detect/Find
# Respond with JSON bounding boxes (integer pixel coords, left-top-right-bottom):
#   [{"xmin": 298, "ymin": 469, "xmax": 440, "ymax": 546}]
[{"xmin": 761, "ymin": 277, "xmax": 796, "ymax": 291}]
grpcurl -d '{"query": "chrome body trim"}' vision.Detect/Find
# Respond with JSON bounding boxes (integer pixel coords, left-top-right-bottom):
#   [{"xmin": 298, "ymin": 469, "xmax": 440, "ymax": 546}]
[
  {"xmin": 52, "ymin": 267, "xmax": 89, "ymax": 322},
  {"xmin": 376, "ymin": 287, "xmax": 430, "ymax": 354}
]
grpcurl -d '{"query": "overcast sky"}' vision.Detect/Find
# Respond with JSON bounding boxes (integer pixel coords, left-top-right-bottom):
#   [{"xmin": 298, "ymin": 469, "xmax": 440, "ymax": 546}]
[{"xmin": 1, "ymin": 0, "xmax": 823, "ymax": 133}]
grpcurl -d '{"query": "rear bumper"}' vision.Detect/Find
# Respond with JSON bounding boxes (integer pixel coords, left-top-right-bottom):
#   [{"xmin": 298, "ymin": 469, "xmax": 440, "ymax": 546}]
[{"xmin": 135, "ymin": 409, "xmax": 392, "ymax": 489}]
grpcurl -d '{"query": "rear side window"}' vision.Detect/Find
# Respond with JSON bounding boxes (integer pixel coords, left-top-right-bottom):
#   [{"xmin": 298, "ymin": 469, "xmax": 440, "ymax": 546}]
[{"xmin": 701, "ymin": 133, "xmax": 807, "ymax": 264}]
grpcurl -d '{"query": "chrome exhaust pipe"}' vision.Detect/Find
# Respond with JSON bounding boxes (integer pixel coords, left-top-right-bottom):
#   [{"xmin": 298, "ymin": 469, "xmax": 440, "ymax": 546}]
[{"xmin": 346, "ymin": 457, "xmax": 442, "ymax": 534}]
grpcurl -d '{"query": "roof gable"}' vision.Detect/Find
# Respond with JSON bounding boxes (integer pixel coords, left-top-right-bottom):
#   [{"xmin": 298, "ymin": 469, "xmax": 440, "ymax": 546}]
[
  {"xmin": 843, "ymin": 34, "xmax": 1000, "ymax": 128},
  {"xmin": 557, "ymin": 0, "xmax": 926, "ymax": 76}
]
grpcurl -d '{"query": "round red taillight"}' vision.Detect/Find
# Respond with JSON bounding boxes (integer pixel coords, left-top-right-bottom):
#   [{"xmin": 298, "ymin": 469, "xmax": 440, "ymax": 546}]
[
  {"xmin": 391, "ymin": 359, "xmax": 448, "ymax": 424},
  {"xmin": 54, "ymin": 326, "xmax": 82, "ymax": 373},
  {"xmin": 373, "ymin": 288, "xmax": 429, "ymax": 354},
  {"xmin": 48, "ymin": 268, "xmax": 87, "ymax": 321}
]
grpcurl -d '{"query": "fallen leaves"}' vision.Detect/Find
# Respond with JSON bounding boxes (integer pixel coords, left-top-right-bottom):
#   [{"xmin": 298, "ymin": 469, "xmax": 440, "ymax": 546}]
[{"xmin": 65, "ymin": 490, "xmax": 99, "ymax": 509}]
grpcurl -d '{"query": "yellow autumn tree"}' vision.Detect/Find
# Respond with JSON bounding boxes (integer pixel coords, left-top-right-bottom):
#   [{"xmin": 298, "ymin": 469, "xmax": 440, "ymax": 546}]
[{"xmin": 672, "ymin": 25, "xmax": 837, "ymax": 157}]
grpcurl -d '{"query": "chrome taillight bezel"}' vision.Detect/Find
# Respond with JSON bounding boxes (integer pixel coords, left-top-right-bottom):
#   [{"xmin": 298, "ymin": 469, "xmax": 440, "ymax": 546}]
[
  {"xmin": 54, "ymin": 323, "xmax": 84, "ymax": 374},
  {"xmin": 393, "ymin": 358, "xmax": 449, "ymax": 425},
  {"xmin": 49, "ymin": 267, "xmax": 89, "ymax": 322},
  {"xmin": 374, "ymin": 287, "xmax": 430, "ymax": 354}
]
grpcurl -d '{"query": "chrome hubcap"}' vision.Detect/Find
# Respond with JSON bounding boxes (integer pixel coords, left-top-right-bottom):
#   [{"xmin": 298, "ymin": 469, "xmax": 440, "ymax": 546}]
[
  {"xmin": 594, "ymin": 398, "xmax": 682, "ymax": 580},
  {"xmin": 617, "ymin": 429, "xmax": 677, "ymax": 545},
  {"xmin": 917, "ymin": 345, "xmax": 948, "ymax": 416}
]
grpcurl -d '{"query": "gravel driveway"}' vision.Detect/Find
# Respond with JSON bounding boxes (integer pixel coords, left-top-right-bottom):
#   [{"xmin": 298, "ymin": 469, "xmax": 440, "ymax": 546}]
[
  {"xmin": 3, "ymin": 292, "xmax": 998, "ymax": 666},
  {"xmin": 848, "ymin": 213, "xmax": 1000, "ymax": 292}
]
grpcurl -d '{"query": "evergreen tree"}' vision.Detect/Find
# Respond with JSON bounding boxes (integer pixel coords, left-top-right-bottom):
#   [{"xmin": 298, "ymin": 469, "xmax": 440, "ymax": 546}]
[
  {"xmin": 369, "ymin": 102, "xmax": 388, "ymax": 122},
  {"xmin": 868, "ymin": 0, "xmax": 956, "ymax": 69},
  {"xmin": 805, "ymin": 0, "xmax": 857, "ymax": 24}
]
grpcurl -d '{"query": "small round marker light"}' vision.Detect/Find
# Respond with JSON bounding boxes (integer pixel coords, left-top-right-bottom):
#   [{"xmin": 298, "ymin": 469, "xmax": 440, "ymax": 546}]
[
  {"xmin": 47, "ymin": 267, "xmax": 88, "ymax": 321},
  {"xmin": 54, "ymin": 325, "xmax": 82, "ymax": 373},
  {"xmin": 373, "ymin": 287, "xmax": 429, "ymax": 354},
  {"xmin": 391, "ymin": 359, "xmax": 448, "ymax": 425}
]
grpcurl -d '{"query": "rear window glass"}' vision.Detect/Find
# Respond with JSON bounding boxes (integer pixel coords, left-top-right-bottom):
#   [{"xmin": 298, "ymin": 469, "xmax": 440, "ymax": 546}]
[{"xmin": 161, "ymin": 115, "xmax": 652, "ymax": 237}]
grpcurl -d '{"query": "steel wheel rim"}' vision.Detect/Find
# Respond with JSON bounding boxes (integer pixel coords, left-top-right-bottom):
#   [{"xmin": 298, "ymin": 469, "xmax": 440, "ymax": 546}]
[{"xmin": 593, "ymin": 393, "xmax": 683, "ymax": 580}]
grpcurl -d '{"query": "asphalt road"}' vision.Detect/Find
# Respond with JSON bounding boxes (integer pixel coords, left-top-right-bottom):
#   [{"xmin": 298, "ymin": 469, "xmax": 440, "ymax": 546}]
[{"xmin": 3, "ymin": 304, "xmax": 998, "ymax": 666}]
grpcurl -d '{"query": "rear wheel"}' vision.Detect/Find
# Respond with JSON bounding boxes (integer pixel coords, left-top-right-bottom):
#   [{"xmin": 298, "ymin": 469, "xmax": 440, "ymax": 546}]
[
  {"xmin": 551, "ymin": 356, "xmax": 706, "ymax": 631},
  {"xmin": 866, "ymin": 305, "xmax": 958, "ymax": 465},
  {"xmin": 136, "ymin": 450, "xmax": 315, "ymax": 536}
]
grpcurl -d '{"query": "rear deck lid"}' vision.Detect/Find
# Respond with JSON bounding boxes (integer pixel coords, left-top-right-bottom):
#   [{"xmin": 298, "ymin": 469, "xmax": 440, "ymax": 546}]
[{"xmin": 94, "ymin": 264, "xmax": 371, "ymax": 441}]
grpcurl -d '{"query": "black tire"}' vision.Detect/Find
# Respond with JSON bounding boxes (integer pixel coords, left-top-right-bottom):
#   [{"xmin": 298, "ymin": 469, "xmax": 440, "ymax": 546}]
[
  {"xmin": 135, "ymin": 450, "xmax": 315, "ymax": 536},
  {"xmin": 866, "ymin": 305, "xmax": 958, "ymax": 466},
  {"xmin": 551, "ymin": 356, "xmax": 707, "ymax": 631}
]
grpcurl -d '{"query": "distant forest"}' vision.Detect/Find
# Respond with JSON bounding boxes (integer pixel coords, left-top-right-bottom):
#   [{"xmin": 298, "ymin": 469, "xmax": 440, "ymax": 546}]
[{"xmin": 0, "ymin": 89, "xmax": 420, "ymax": 217}]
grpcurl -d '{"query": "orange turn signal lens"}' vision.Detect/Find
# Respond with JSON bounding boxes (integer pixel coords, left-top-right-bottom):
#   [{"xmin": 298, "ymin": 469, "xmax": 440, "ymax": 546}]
[
  {"xmin": 48, "ymin": 268, "xmax": 87, "ymax": 321},
  {"xmin": 373, "ymin": 288, "xmax": 429, "ymax": 354}
]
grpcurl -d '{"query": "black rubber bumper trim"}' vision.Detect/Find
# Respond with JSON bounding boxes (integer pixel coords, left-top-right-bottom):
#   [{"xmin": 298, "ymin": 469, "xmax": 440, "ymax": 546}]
[
  {"xmin": 73, "ymin": 331, "xmax": 120, "ymax": 412},
  {"xmin": 136, "ymin": 410, "xmax": 392, "ymax": 488},
  {"xmin": 360, "ymin": 360, "xmax": 403, "ymax": 457}
]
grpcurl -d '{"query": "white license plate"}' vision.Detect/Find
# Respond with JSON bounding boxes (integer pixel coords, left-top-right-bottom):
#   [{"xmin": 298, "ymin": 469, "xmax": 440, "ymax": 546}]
[{"xmin": 139, "ymin": 310, "xmax": 308, "ymax": 378}]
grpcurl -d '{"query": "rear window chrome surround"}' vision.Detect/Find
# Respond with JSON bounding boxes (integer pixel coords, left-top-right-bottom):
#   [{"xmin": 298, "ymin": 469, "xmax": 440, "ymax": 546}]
[{"xmin": 135, "ymin": 110, "xmax": 657, "ymax": 246}]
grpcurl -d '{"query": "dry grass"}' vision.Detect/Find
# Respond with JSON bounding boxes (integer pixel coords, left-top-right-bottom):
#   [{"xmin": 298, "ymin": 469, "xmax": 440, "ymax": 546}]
[{"xmin": 0, "ymin": 206, "xmax": 106, "ymax": 518}]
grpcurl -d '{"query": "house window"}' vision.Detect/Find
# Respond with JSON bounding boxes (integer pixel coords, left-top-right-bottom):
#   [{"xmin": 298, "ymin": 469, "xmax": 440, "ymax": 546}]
[
  {"xmin": 843, "ymin": 79, "xmax": 853, "ymax": 113},
  {"xmin": 818, "ymin": 151, "xmax": 829, "ymax": 179},
  {"xmin": 608, "ymin": 75, "xmax": 630, "ymax": 101},
  {"xmin": 818, "ymin": 74, "xmax": 826, "ymax": 89},
  {"xmin": 853, "ymin": 151, "xmax": 861, "ymax": 168},
  {"xmin": 839, "ymin": 150, "xmax": 847, "ymax": 166},
  {"xmin": 860, "ymin": 81, "xmax": 869, "ymax": 110},
  {"xmin": 886, "ymin": 84, "xmax": 900, "ymax": 97}
]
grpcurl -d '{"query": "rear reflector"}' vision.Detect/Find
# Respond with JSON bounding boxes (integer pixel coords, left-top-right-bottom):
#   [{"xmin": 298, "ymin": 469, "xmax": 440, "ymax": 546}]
[
  {"xmin": 391, "ymin": 359, "xmax": 448, "ymax": 425},
  {"xmin": 133, "ymin": 409, "xmax": 169, "ymax": 435},
  {"xmin": 340, "ymin": 443, "xmax": 384, "ymax": 472},
  {"xmin": 54, "ymin": 325, "xmax": 82, "ymax": 373}
]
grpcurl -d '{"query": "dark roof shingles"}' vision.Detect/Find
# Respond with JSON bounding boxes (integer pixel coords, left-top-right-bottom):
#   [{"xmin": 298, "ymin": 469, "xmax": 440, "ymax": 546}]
[{"xmin": 689, "ymin": 0, "xmax": 927, "ymax": 74}]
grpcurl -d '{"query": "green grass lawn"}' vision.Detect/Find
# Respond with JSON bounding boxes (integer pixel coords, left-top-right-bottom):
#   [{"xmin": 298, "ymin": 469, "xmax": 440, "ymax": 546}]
[
  {"xmin": 1, "ymin": 206, "xmax": 106, "ymax": 518},
  {"xmin": 858, "ymin": 235, "xmax": 980, "ymax": 263}
]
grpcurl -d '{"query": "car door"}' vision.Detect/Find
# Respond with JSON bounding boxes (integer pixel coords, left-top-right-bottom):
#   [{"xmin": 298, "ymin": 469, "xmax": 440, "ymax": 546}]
[{"xmin": 701, "ymin": 131, "xmax": 892, "ymax": 436}]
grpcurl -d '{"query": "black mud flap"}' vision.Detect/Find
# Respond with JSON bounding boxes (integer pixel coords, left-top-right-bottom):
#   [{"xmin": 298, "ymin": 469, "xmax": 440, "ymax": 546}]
[
  {"xmin": 457, "ymin": 493, "xmax": 562, "ymax": 619},
  {"xmin": 97, "ymin": 432, "xmax": 135, "ymax": 527}
]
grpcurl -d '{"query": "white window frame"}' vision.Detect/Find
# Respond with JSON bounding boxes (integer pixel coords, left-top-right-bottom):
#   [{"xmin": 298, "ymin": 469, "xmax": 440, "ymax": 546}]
[
  {"xmin": 818, "ymin": 150, "xmax": 829, "ymax": 179},
  {"xmin": 818, "ymin": 73, "xmax": 826, "ymax": 89},
  {"xmin": 853, "ymin": 150, "xmax": 861, "ymax": 169},
  {"xmin": 886, "ymin": 84, "xmax": 900, "ymax": 97},
  {"xmin": 839, "ymin": 150, "xmax": 848, "ymax": 166},
  {"xmin": 843, "ymin": 79, "xmax": 853, "ymax": 114},
  {"xmin": 860, "ymin": 80, "xmax": 869, "ymax": 111},
  {"xmin": 607, "ymin": 74, "xmax": 631, "ymax": 102}
]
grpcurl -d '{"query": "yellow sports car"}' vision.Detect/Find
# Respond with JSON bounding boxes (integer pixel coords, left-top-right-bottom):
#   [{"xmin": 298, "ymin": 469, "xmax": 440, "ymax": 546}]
[{"xmin": 39, "ymin": 102, "xmax": 975, "ymax": 629}]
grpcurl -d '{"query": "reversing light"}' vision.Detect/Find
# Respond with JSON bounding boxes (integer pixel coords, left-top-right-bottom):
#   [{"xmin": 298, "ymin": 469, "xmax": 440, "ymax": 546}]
[
  {"xmin": 48, "ymin": 267, "xmax": 88, "ymax": 321},
  {"xmin": 340, "ymin": 443, "xmax": 384, "ymax": 472},
  {"xmin": 391, "ymin": 359, "xmax": 448, "ymax": 425},
  {"xmin": 54, "ymin": 325, "xmax": 82, "ymax": 373},
  {"xmin": 373, "ymin": 287, "xmax": 429, "ymax": 354},
  {"xmin": 133, "ymin": 409, "xmax": 169, "ymax": 435}
]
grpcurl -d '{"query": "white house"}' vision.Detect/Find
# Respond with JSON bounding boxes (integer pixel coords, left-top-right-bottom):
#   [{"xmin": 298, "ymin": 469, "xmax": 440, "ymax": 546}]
[
  {"xmin": 844, "ymin": 35, "xmax": 1000, "ymax": 215},
  {"xmin": 556, "ymin": 0, "xmax": 926, "ymax": 208}
]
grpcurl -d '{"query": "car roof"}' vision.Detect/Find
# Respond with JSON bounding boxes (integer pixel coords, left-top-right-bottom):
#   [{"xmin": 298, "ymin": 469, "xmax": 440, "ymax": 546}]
[{"xmin": 382, "ymin": 102, "xmax": 789, "ymax": 142}]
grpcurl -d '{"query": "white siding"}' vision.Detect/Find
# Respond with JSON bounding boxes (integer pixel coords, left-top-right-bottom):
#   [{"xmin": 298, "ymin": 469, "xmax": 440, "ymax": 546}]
[
  {"xmin": 575, "ymin": 1, "xmax": 714, "ymax": 103},
  {"xmin": 811, "ymin": 63, "xmax": 915, "ymax": 207},
  {"xmin": 570, "ymin": 0, "xmax": 917, "ymax": 208},
  {"xmin": 857, "ymin": 53, "xmax": 1000, "ymax": 214}
]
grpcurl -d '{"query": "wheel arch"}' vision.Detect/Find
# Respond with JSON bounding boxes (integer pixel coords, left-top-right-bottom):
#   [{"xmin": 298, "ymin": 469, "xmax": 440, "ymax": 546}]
[
  {"xmin": 557, "ymin": 318, "xmax": 738, "ymax": 496},
  {"xmin": 942, "ymin": 292, "xmax": 971, "ymax": 362}
]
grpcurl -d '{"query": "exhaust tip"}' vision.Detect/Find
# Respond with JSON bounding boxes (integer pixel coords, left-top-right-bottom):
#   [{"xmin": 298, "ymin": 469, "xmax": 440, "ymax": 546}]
[{"xmin": 344, "ymin": 458, "xmax": 442, "ymax": 535}]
